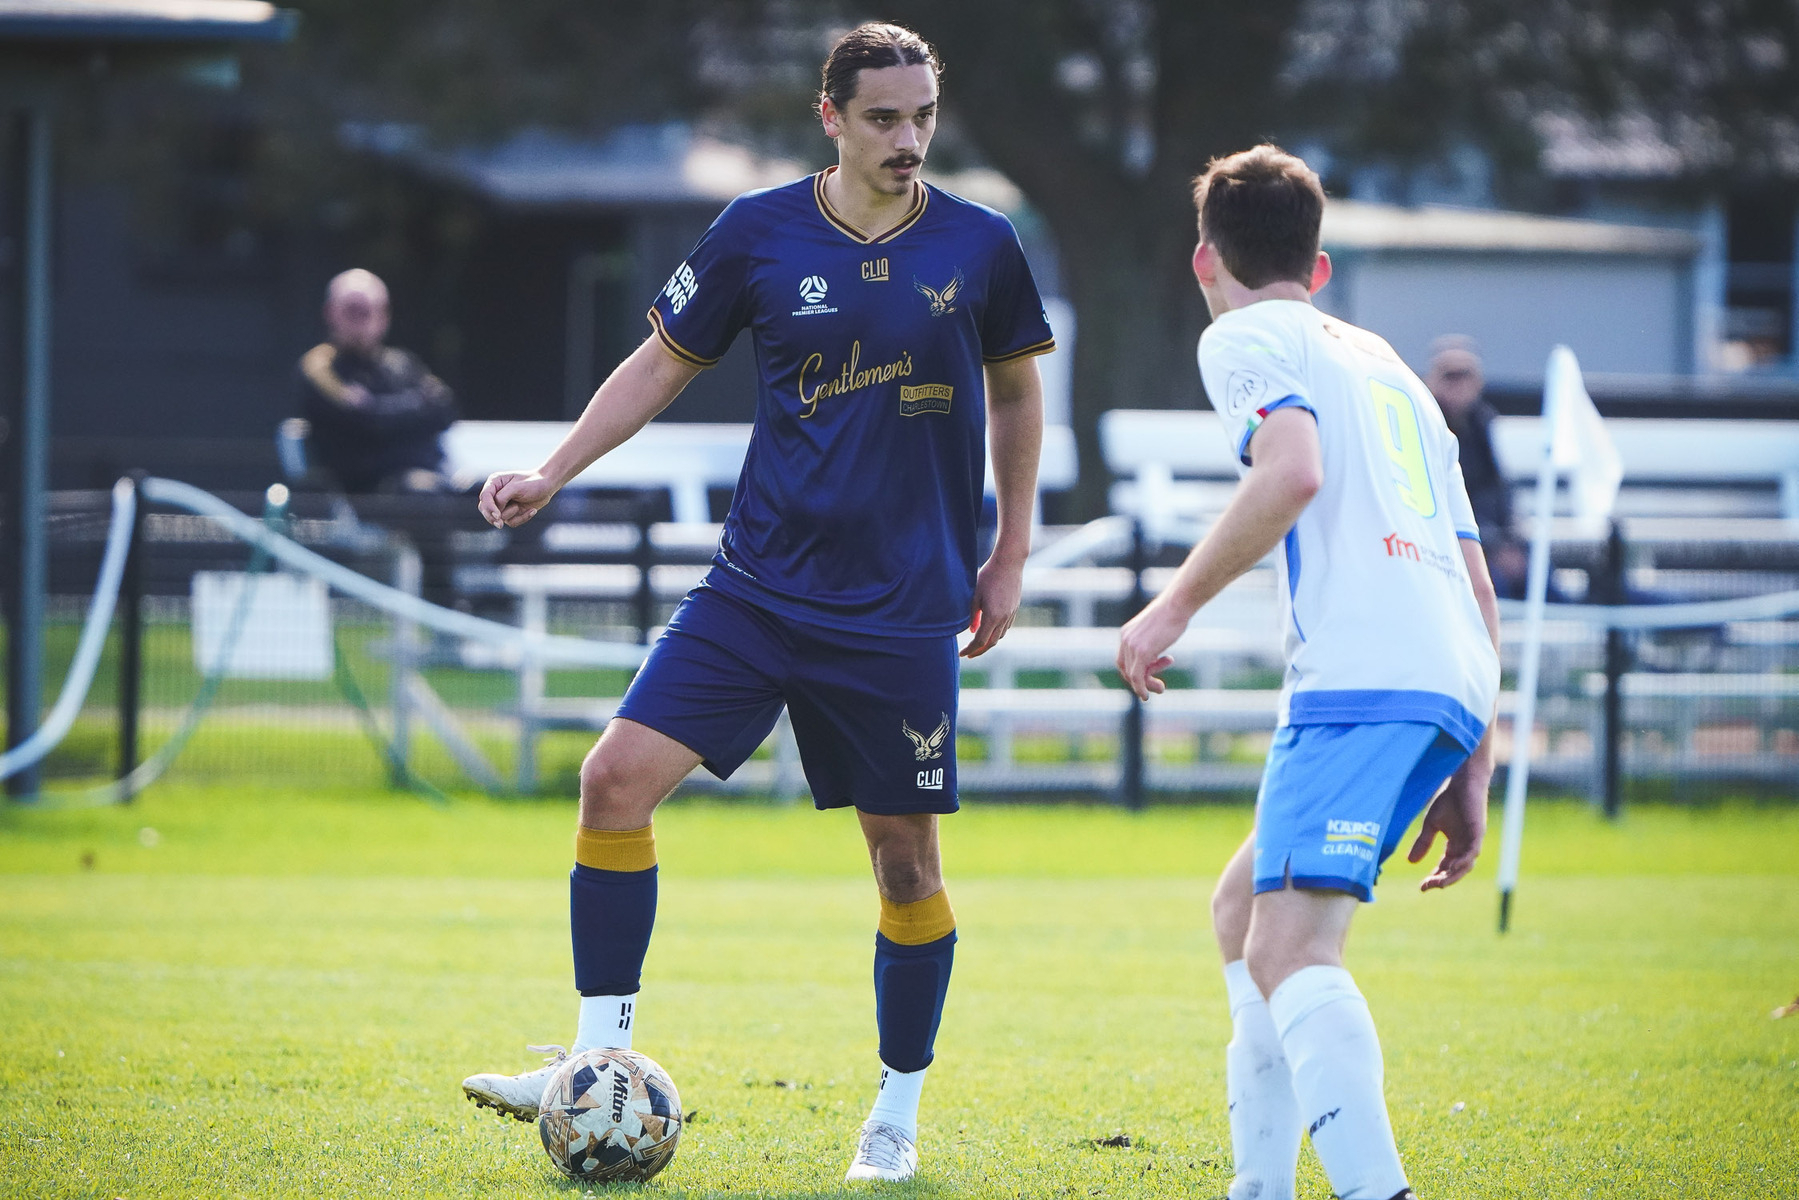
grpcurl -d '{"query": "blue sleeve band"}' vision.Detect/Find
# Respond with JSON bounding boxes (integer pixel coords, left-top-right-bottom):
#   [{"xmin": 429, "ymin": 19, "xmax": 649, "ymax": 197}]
[{"xmin": 1237, "ymin": 395, "xmax": 1315, "ymax": 466}]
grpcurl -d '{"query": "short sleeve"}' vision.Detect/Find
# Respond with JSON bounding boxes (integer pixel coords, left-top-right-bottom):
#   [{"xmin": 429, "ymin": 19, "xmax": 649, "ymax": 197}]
[
  {"xmin": 1197, "ymin": 318, "xmax": 1315, "ymax": 467},
  {"xmin": 1447, "ymin": 454, "xmax": 1481, "ymax": 541},
  {"xmin": 979, "ymin": 227, "xmax": 1056, "ymax": 364},
  {"xmin": 646, "ymin": 206, "xmax": 755, "ymax": 368}
]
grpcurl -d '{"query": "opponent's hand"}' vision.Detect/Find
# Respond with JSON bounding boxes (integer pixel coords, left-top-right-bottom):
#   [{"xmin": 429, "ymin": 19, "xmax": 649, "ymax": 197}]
[
  {"xmin": 1115, "ymin": 597, "xmax": 1189, "ymax": 700},
  {"xmin": 961, "ymin": 556, "xmax": 1024, "ymax": 658},
  {"xmin": 1407, "ymin": 754, "xmax": 1492, "ymax": 890},
  {"xmin": 478, "ymin": 471, "xmax": 558, "ymax": 528}
]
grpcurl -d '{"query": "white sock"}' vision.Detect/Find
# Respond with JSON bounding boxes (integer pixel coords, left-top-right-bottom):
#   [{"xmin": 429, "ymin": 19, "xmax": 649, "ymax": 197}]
[
  {"xmin": 1268, "ymin": 966, "xmax": 1408, "ymax": 1200},
  {"xmin": 572, "ymin": 994, "xmax": 635, "ymax": 1052},
  {"xmin": 1223, "ymin": 959, "xmax": 1301, "ymax": 1200},
  {"xmin": 866, "ymin": 1065, "xmax": 926, "ymax": 1142}
]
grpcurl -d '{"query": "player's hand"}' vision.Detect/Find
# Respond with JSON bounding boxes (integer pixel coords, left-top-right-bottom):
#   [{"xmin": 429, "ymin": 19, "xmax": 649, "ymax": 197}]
[
  {"xmin": 961, "ymin": 556, "xmax": 1024, "ymax": 658},
  {"xmin": 478, "ymin": 471, "xmax": 558, "ymax": 528},
  {"xmin": 1115, "ymin": 597, "xmax": 1189, "ymax": 700},
  {"xmin": 1407, "ymin": 753, "xmax": 1492, "ymax": 890}
]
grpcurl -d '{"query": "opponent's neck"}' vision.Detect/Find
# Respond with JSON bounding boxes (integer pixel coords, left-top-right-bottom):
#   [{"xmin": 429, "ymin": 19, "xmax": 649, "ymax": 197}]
[
  {"xmin": 822, "ymin": 165, "xmax": 918, "ymax": 239},
  {"xmin": 1207, "ymin": 279, "xmax": 1313, "ymax": 319}
]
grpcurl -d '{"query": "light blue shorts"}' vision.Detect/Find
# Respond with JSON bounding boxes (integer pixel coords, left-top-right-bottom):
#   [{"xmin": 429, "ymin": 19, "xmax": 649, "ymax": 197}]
[{"xmin": 1253, "ymin": 721, "xmax": 1469, "ymax": 902}]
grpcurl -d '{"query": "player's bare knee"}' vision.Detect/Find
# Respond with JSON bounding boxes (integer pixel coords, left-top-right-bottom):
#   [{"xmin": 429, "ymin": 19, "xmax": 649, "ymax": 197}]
[
  {"xmin": 872, "ymin": 853, "xmax": 939, "ymax": 903},
  {"xmin": 578, "ymin": 745, "xmax": 656, "ymax": 827}
]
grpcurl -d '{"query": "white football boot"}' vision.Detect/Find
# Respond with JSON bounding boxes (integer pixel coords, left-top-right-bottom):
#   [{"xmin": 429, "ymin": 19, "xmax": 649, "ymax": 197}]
[
  {"xmin": 844, "ymin": 1120, "xmax": 918, "ymax": 1182},
  {"xmin": 460, "ymin": 1044, "xmax": 569, "ymax": 1122}
]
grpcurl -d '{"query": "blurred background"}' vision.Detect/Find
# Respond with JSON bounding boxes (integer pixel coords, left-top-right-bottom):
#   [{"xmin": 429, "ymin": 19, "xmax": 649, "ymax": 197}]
[{"xmin": 3, "ymin": 0, "xmax": 1798, "ymax": 805}]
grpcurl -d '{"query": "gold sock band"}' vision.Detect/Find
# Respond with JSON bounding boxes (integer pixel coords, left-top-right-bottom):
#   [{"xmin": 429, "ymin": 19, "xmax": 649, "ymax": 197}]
[
  {"xmin": 878, "ymin": 888, "xmax": 956, "ymax": 946},
  {"xmin": 574, "ymin": 824, "xmax": 656, "ymax": 873}
]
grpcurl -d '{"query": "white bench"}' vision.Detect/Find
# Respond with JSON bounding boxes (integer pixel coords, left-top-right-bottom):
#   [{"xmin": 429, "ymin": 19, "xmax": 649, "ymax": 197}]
[
  {"xmin": 1099, "ymin": 410, "xmax": 1240, "ymax": 528},
  {"xmin": 444, "ymin": 421, "xmax": 750, "ymax": 523},
  {"xmin": 1101, "ymin": 409, "xmax": 1799, "ymax": 525},
  {"xmin": 443, "ymin": 419, "xmax": 1080, "ymax": 525},
  {"xmin": 1491, "ymin": 417, "xmax": 1799, "ymax": 518}
]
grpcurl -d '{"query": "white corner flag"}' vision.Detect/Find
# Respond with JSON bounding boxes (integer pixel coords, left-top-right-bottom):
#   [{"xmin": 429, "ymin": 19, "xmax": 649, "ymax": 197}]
[{"xmin": 1496, "ymin": 346, "xmax": 1620, "ymax": 933}]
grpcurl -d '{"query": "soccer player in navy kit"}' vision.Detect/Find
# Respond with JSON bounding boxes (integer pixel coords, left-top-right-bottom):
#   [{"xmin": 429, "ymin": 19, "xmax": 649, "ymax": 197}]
[{"xmin": 462, "ymin": 23, "xmax": 1054, "ymax": 1183}]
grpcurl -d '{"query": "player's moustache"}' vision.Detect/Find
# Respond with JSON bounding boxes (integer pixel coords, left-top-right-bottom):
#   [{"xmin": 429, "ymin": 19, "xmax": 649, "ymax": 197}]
[{"xmin": 883, "ymin": 153, "xmax": 923, "ymax": 169}]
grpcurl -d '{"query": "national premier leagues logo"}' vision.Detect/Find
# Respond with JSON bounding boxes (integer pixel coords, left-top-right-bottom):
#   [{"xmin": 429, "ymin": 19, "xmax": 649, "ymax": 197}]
[
  {"xmin": 913, "ymin": 270, "xmax": 963, "ymax": 317},
  {"xmin": 793, "ymin": 274, "xmax": 838, "ymax": 318},
  {"xmin": 902, "ymin": 713, "xmax": 950, "ymax": 761}
]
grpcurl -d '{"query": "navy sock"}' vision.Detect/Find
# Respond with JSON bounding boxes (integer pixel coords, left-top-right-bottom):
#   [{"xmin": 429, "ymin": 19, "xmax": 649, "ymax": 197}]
[
  {"xmin": 873, "ymin": 930, "xmax": 956, "ymax": 1073},
  {"xmin": 570, "ymin": 862, "xmax": 657, "ymax": 996}
]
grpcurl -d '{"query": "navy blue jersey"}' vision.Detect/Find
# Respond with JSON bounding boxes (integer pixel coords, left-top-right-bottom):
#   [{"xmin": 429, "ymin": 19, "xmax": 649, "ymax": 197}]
[{"xmin": 647, "ymin": 169, "xmax": 1055, "ymax": 636}]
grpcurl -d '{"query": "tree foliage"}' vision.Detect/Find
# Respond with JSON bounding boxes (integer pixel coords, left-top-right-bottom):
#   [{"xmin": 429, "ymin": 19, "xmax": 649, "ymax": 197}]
[{"xmin": 101, "ymin": 0, "xmax": 1799, "ymax": 511}]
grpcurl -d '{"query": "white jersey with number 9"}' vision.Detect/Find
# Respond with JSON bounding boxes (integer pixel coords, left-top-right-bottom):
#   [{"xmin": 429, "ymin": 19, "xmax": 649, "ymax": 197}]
[{"xmin": 1198, "ymin": 298, "xmax": 1500, "ymax": 752}]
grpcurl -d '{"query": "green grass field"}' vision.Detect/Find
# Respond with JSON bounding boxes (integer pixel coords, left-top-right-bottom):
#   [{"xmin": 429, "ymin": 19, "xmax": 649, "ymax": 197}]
[{"xmin": 2, "ymin": 786, "xmax": 1795, "ymax": 1198}]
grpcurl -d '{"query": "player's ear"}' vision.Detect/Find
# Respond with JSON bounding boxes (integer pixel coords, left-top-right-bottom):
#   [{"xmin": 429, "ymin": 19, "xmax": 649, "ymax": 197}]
[
  {"xmin": 819, "ymin": 94, "xmax": 843, "ymax": 139},
  {"xmin": 1308, "ymin": 251, "xmax": 1332, "ymax": 295},
  {"xmin": 1192, "ymin": 241, "xmax": 1217, "ymax": 287}
]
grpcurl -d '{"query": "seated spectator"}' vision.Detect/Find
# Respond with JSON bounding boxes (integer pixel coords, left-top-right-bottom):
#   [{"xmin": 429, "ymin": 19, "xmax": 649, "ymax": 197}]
[
  {"xmin": 296, "ymin": 269, "xmax": 457, "ymax": 493},
  {"xmin": 1426, "ymin": 335, "xmax": 1528, "ymax": 597}
]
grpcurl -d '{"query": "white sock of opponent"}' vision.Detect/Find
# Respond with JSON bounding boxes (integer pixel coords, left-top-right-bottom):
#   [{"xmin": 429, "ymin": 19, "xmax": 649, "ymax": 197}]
[
  {"xmin": 1223, "ymin": 959, "xmax": 1301, "ymax": 1200},
  {"xmin": 572, "ymin": 994, "xmax": 635, "ymax": 1052},
  {"xmin": 1268, "ymin": 965, "xmax": 1408, "ymax": 1200},
  {"xmin": 865, "ymin": 1065, "xmax": 926, "ymax": 1142}
]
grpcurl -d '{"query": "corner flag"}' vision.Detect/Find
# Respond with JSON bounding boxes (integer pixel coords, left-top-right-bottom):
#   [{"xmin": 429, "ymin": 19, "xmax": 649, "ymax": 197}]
[{"xmin": 1497, "ymin": 346, "xmax": 1620, "ymax": 932}]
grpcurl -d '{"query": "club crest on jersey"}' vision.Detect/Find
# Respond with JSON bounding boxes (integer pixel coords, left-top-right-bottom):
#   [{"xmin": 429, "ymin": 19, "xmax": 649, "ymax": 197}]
[
  {"xmin": 902, "ymin": 713, "xmax": 950, "ymax": 761},
  {"xmin": 914, "ymin": 270, "xmax": 963, "ymax": 317},
  {"xmin": 1225, "ymin": 369, "xmax": 1267, "ymax": 418},
  {"xmin": 793, "ymin": 274, "xmax": 838, "ymax": 317}
]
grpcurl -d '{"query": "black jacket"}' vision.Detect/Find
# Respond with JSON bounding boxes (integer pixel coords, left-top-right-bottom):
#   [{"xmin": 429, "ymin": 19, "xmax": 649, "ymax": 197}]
[{"xmin": 296, "ymin": 343, "xmax": 456, "ymax": 492}]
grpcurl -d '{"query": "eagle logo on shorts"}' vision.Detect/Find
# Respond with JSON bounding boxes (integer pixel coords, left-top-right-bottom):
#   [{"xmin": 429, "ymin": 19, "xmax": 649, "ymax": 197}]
[
  {"xmin": 902, "ymin": 713, "xmax": 951, "ymax": 761},
  {"xmin": 913, "ymin": 271, "xmax": 963, "ymax": 317}
]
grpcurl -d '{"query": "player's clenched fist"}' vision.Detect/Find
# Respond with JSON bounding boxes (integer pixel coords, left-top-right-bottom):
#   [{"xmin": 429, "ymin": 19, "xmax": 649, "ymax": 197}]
[{"xmin": 479, "ymin": 470, "xmax": 557, "ymax": 528}]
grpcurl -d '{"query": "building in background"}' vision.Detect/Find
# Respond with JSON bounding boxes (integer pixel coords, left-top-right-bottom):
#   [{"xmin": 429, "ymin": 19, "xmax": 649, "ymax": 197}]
[
  {"xmin": 1316, "ymin": 200, "xmax": 1703, "ymax": 384},
  {"xmin": 43, "ymin": 119, "xmax": 1073, "ymax": 491}
]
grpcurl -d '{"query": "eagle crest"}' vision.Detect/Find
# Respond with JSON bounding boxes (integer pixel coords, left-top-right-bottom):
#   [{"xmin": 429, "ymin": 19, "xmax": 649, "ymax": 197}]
[
  {"xmin": 902, "ymin": 712, "xmax": 951, "ymax": 761},
  {"xmin": 913, "ymin": 270, "xmax": 963, "ymax": 317}
]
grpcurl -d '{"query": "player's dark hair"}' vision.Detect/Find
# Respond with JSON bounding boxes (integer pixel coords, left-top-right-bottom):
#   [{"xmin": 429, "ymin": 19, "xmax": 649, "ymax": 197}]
[
  {"xmin": 818, "ymin": 22, "xmax": 942, "ymax": 113},
  {"xmin": 1192, "ymin": 145, "xmax": 1325, "ymax": 290}
]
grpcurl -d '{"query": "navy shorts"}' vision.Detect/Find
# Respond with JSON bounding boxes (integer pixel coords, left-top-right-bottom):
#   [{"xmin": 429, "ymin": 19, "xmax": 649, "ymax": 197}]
[
  {"xmin": 614, "ymin": 585, "xmax": 959, "ymax": 814},
  {"xmin": 1253, "ymin": 721, "xmax": 1468, "ymax": 902}
]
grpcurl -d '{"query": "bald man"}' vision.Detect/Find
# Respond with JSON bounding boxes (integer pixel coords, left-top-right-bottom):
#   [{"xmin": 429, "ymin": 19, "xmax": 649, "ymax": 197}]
[
  {"xmin": 1424, "ymin": 336, "xmax": 1525, "ymax": 597},
  {"xmin": 296, "ymin": 269, "xmax": 457, "ymax": 493}
]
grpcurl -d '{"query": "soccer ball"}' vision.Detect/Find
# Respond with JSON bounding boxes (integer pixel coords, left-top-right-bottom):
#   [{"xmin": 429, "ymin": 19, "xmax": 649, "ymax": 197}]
[{"xmin": 537, "ymin": 1048, "xmax": 683, "ymax": 1183}]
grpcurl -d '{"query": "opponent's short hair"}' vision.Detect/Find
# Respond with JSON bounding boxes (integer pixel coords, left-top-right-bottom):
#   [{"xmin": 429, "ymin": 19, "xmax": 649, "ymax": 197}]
[
  {"xmin": 1191, "ymin": 145, "xmax": 1325, "ymax": 290},
  {"xmin": 818, "ymin": 22, "xmax": 942, "ymax": 113}
]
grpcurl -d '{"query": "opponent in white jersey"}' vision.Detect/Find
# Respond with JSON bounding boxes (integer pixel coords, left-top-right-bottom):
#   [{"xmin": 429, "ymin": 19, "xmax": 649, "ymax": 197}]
[
  {"xmin": 1202, "ymin": 298, "xmax": 1498, "ymax": 750},
  {"xmin": 1117, "ymin": 146, "xmax": 1500, "ymax": 1200}
]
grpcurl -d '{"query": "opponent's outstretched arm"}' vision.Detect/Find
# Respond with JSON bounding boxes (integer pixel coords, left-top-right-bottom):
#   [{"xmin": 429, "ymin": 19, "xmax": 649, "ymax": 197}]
[
  {"xmin": 478, "ymin": 338, "xmax": 702, "ymax": 528},
  {"xmin": 1407, "ymin": 537, "xmax": 1502, "ymax": 890},
  {"xmin": 1115, "ymin": 406, "xmax": 1321, "ymax": 699},
  {"xmin": 962, "ymin": 355, "xmax": 1044, "ymax": 658}
]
